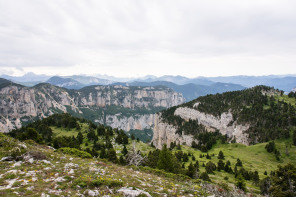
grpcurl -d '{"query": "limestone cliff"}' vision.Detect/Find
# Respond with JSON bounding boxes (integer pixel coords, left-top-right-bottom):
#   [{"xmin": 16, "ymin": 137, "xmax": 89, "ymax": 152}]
[
  {"xmin": 152, "ymin": 106, "xmax": 249, "ymax": 148},
  {"xmin": 152, "ymin": 114, "xmax": 195, "ymax": 149},
  {"xmin": 104, "ymin": 114, "xmax": 155, "ymax": 131},
  {"xmin": 0, "ymin": 83, "xmax": 184, "ymax": 133}
]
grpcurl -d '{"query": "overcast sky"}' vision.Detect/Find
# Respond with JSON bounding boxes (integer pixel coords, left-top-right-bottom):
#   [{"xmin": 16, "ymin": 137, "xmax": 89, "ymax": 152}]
[{"xmin": 0, "ymin": 0, "xmax": 296, "ymax": 78}]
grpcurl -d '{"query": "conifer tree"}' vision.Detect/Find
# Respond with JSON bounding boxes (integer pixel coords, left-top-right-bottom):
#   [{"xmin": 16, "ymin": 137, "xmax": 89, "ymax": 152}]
[
  {"xmin": 157, "ymin": 144, "xmax": 174, "ymax": 173},
  {"xmin": 186, "ymin": 162, "xmax": 195, "ymax": 178},
  {"xmin": 218, "ymin": 150, "xmax": 225, "ymax": 159},
  {"xmin": 122, "ymin": 145, "xmax": 128, "ymax": 156},
  {"xmin": 77, "ymin": 131, "xmax": 83, "ymax": 144},
  {"xmin": 236, "ymin": 174, "xmax": 246, "ymax": 191}
]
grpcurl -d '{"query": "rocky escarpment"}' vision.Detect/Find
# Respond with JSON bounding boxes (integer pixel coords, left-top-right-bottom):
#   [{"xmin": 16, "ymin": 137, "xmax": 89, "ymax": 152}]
[
  {"xmin": 152, "ymin": 114, "xmax": 196, "ymax": 149},
  {"xmin": 152, "ymin": 106, "xmax": 249, "ymax": 149},
  {"xmin": 0, "ymin": 83, "xmax": 184, "ymax": 133},
  {"xmin": 104, "ymin": 114, "xmax": 155, "ymax": 131},
  {"xmin": 152, "ymin": 86, "xmax": 295, "ymax": 148},
  {"xmin": 174, "ymin": 107, "xmax": 249, "ymax": 144},
  {"xmin": 72, "ymin": 85, "xmax": 183, "ymax": 109}
]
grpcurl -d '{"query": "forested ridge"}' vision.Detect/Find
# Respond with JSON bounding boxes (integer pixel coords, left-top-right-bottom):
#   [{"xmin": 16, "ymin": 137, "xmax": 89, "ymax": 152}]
[{"xmin": 160, "ymin": 86, "xmax": 296, "ymax": 144}]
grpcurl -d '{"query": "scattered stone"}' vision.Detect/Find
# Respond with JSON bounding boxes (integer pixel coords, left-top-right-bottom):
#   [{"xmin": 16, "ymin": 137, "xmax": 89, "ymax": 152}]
[
  {"xmin": 64, "ymin": 163, "xmax": 79, "ymax": 169},
  {"xmin": 54, "ymin": 177, "xmax": 65, "ymax": 182},
  {"xmin": 41, "ymin": 193, "xmax": 50, "ymax": 197},
  {"xmin": 87, "ymin": 189, "xmax": 99, "ymax": 196},
  {"xmin": 28, "ymin": 158, "xmax": 34, "ymax": 164},
  {"xmin": 18, "ymin": 143, "xmax": 27, "ymax": 149},
  {"xmin": 0, "ymin": 156, "xmax": 14, "ymax": 161},
  {"xmin": 6, "ymin": 170, "xmax": 19, "ymax": 174},
  {"xmin": 25, "ymin": 171, "xmax": 36, "ymax": 177},
  {"xmin": 117, "ymin": 187, "xmax": 152, "ymax": 197},
  {"xmin": 69, "ymin": 169, "xmax": 74, "ymax": 174},
  {"xmin": 0, "ymin": 178, "xmax": 18, "ymax": 190},
  {"xmin": 27, "ymin": 186, "xmax": 34, "ymax": 190},
  {"xmin": 42, "ymin": 160, "xmax": 51, "ymax": 165},
  {"xmin": 12, "ymin": 161, "xmax": 23, "ymax": 167}
]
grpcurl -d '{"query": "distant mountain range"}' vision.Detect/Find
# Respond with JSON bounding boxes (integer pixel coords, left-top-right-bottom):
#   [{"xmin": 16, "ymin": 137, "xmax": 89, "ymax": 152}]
[
  {"xmin": 113, "ymin": 81, "xmax": 245, "ymax": 101},
  {"xmin": 1, "ymin": 73, "xmax": 296, "ymax": 93},
  {"xmin": 46, "ymin": 76, "xmax": 85, "ymax": 89}
]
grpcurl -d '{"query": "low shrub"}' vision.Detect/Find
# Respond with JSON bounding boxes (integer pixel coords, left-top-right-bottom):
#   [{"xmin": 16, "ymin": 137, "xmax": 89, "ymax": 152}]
[
  {"xmin": 72, "ymin": 176, "xmax": 123, "ymax": 188},
  {"xmin": 57, "ymin": 147, "xmax": 92, "ymax": 158},
  {"xmin": 132, "ymin": 166, "xmax": 191, "ymax": 181}
]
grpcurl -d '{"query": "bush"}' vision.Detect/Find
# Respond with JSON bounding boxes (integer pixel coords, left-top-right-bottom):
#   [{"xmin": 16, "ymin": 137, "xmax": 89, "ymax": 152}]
[
  {"xmin": 24, "ymin": 150, "xmax": 47, "ymax": 160},
  {"xmin": 132, "ymin": 166, "xmax": 190, "ymax": 181},
  {"xmin": 57, "ymin": 147, "xmax": 92, "ymax": 158},
  {"xmin": 200, "ymin": 172, "xmax": 211, "ymax": 182},
  {"xmin": 72, "ymin": 176, "xmax": 123, "ymax": 188}
]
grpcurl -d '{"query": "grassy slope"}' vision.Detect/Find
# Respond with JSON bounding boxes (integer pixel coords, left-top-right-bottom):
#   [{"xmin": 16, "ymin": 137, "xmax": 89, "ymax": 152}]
[
  {"xmin": 0, "ymin": 135, "xmax": 214, "ymax": 197},
  {"xmin": 50, "ymin": 121, "xmax": 296, "ymax": 194},
  {"xmin": 174, "ymin": 137, "xmax": 296, "ymax": 193}
]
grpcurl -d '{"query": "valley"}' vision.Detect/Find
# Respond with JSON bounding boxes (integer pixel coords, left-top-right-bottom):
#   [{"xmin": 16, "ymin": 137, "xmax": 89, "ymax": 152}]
[{"xmin": 1, "ymin": 78, "xmax": 296, "ymax": 196}]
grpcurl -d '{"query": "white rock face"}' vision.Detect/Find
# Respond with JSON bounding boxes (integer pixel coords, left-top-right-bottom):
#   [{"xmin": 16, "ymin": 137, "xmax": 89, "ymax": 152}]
[
  {"xmin": 105, "ymin": 114, "xmax": 155, "ymax": 131},
  {"xmin": 0, "ymin": 85, "xmax": 184, "ymax": 133},
  {"xmin": 174, "ymin": 107, "xmax": 249, "ymax": 144},
  {"xmin": 152, "ymin": 114, "xmax": 196, "ymax": 149},
  {"xmin": 152, "ymin": 106, "xmax": 250, "ymax": 148}
]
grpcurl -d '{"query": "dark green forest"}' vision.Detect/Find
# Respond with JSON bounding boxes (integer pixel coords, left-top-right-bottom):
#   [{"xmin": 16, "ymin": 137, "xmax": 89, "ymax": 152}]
[{"xmin": 160, "ymin": 86, "xmax": 296, "ymax": 144}]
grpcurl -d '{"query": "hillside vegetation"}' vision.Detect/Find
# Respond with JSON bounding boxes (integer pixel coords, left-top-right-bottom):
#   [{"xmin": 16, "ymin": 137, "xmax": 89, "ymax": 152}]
[
  {"xmin": 4, "ymin": 113, "xmax": 296, "ymax": 196},
  {"xmin": 160, "ymin": 86, "xmax": 296, "ymax": 144}
]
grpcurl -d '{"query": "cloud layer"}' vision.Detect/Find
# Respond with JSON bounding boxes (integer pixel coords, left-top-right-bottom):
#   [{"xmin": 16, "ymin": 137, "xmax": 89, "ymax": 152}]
[{"xmin": 0, "ymin": 0, "xmax": 296, "ymax": 77}]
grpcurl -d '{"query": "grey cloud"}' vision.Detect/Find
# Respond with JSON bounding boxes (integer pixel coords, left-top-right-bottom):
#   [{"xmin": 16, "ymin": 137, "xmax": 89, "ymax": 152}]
[{"xmin": 0, "ymin": 0, "xmax": 295, "ymax": 76}]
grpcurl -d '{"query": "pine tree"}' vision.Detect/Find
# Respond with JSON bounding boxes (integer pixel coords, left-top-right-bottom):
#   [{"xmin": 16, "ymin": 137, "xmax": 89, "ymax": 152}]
[
  {"xmin": 205, "ymin": 161, "xmax": 216, "ymax": 174},
  {"xmin": 100, "ymin": 148, "xmax": 106, "ymax": 159},
  {"xmin": 217, "ymin": 160, "xmax": 225, "ymax": 171},
  {"xmin": 253, "ymin": 170, "xmax": 259, "ymax": 185},
  {"xmin": 182, "ymin": 153, "xmax": 189, "ymax": 162},
  {"xmin": 218, "ymin": 150, "xmax": 225, "ymax": 160},
  {"xmin": 107, "ymin": 148, "xmax": 117, "ymax": 163},
  {"xmin": 200, "ymin": 172, "xmax": 211, "ymax": 182},
  {"xmin": 122, "ymin": 145, "xmax": 128, "ymax": 156},
  {"xmin": 236, "ymin": 174, "xmax": 246, "ymax": 191},
  {"xmin": 119, "ymin": 155, "xmax": 126, "ymax": 165},
  {"xmin": 77, "ymin": 131, "xmax": 83, "ymax": 144},
  {"xmin": 157, "ymin": 144, "xmax": 174, "ymax": 173},
  {"xmin": 236, "ymin": 158, "xmax": 243, "ymax": 167},
  {"xmin": 186, "ymin": 162, "xmax": 195, "ymax": 178}
]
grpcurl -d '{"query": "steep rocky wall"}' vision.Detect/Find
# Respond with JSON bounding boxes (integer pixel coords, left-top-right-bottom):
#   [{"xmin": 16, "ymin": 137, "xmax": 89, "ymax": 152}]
[
  {"xmin": 152, "ymin": 106, "xmax": 250, "ymax": 148},
  {"xmin": 105, "ymin": 114, "xmax": 155, "ymax": 131},
  {"xmin": 75, "ymin": 86, "xmax": 184, "ymax": 109},
  {"xmin": 152, "ymin": 114, "xmax": 196, "ymax": 149},
  {"xmin": 0, "ymin": 84, "xmax": 184, "ymax": 133}
]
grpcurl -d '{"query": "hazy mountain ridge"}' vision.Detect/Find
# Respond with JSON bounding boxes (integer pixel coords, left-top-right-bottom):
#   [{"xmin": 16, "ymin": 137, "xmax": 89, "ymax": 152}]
[
  {"xmin": 2, "ymin": 73, "xmax": 296, "ymax": 93},
  {"xmin": 46, "ymin": 76, "xmax": 85, "ymax": 89},
  {"xmin": 112, "ymin": 81, "xmax": 246, "ymax": 101}
]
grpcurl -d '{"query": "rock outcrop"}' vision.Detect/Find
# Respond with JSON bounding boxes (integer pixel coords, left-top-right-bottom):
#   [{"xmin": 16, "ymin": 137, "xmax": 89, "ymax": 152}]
[
  {"xmin": 152, "ymin": 105, "xmax": 250, "ymax": 148},
  {"xmin": 0, "ymin": 84, "xmax": 184, "ymax": 133},
  {"xmin": 152, "ymin": 114, "xmax": 196, "ymax": 149},
  {"xmin": 105, "ymin": 114, "xmax": 155, "ymax": 131}
]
